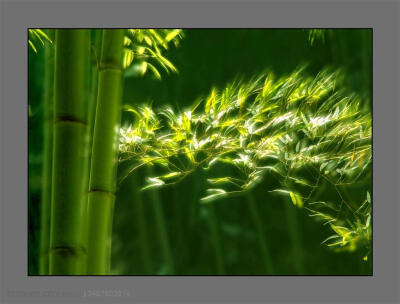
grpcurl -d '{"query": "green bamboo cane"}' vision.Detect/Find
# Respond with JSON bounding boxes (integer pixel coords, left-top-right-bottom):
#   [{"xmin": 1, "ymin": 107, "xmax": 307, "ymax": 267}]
[
  {"xmin": 198, "ymin": 170, "xmax": 225, "ymax": 274},
  {"xmin": 133, "ymin": 173, "xmax": 153, "ymax": 274},
  {"xmin": 87, "ymin": 29, "xmax": 125, "ymax": 275},
  {"xmin": 82, "ymin": 29, "xmax": 102, "ymax": 272},
  {"xmin": 283, "ymin": 201, "xmax": 306, "ymax": 274},
  {"xmin": 49, "ymin": 29, "xmax": 89, "ymax": 275},
  {"xmin": 86, "ymin": 29, "xmax": 102, "ymax": 148},
  {"xmin": 39, "ymin": 29, "xmax": 55, "ymax": 275},
  {"xmin": 246, "ymin": 193, "xmax": 275, "ymax": 274},
  {"xmin": 206, "ymin": 203, "xmax": 225, "ymax": 275},
  {"xmin": 147, "ymin": 166, "xmax": 175, "ymax": 274},
  {"xmin": 361, "ymin": 30, "xmax": 372, "ymax": 110}
]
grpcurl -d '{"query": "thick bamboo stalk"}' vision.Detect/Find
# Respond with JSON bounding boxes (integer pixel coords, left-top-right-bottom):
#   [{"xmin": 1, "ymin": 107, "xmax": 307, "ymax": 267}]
[
  {"xmin": 87, "ymin": 29, "xmax": 125, "ymax": 275},
  {"xmin": 82, "ymin": 29, "xmax": 102, "ymax": 273},
  {"xmin": 49, "ymin": 30, "xmax": 89, "ymax": 275},
  {"xmin": 39, "ymin": 29, "xmax": 55, "ymax": 275},
  {"xmin": 87, "ymin": 29, "xmax": 102, "ymax": 148}
]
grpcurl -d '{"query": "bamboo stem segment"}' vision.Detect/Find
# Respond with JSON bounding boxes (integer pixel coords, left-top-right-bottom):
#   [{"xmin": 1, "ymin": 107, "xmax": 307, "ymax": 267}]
[
  {"xmin": 207, "ymin": 203, "xmax": 225, "ymax": 275},
  {"xmin": 82, "ymin": 29, "xmax": 102, "ymax": 273},
  {"xmin": 283, "ymin": 201, "xmax": 306, "ymax": 274},
  {"xmin": 39, "ymin": 29, "xmax": 55, "ymax": 275},
  {"xmin": 147, "ymin": 166, "xmax": 175, "ymax": 274},
  {"xmin": 246, "ymin": 193, "xmax": 275, "ymax": 274},
  {"xmin": 133, "ymin": 173, "xmax": 153, "ymax": 274},
  {"xmin": 87, "ymin": 29, "xmax": 125, "ymax": 275},
  {"xmin": 49, "ymin": 30, "xmax": 89, "ymax": 275}
]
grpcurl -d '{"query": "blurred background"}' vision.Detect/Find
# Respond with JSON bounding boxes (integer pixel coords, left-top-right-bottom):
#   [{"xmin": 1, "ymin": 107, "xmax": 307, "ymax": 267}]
[{"xmin": 29, "ymin": 29, "xmax": 372, "ymax": 275}]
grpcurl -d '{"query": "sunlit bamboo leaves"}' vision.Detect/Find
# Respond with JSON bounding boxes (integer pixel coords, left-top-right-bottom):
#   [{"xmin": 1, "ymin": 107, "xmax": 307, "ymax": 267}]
[
  {"xmin": 28, "ymin": 29, "xmax": 53, "ymax": 53},
  {"xmin": 307, "ymin": 29, "xmax": 333, "ymax": 46},
  {"xmin": 119, "ymin": 68, "xmax": 372, "ymax": 254},
  {"xmin": 123, "ymin": 29, "xmax": 183, "ymax": 79}
]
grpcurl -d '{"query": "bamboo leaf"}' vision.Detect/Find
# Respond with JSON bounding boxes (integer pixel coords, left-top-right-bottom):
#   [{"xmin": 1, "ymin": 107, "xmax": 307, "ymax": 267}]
[
  {"xmin": 200, "ymin": 189, "xmax": 227, "ymax": 203},
  {"xmin": 123, "ymin": 49, "xmax": 134, "ymax": 69},
  {"xmin": 205, "ymin": 88, "xmax": 216, "ymax": 114},
  {"xmin": 147, "ymin": 62, "xmax": 162, "ymax": 80},
  {"xmin": 366, "ymin": 191, "xmax": 371, "ymax": 203},
  {"xmin": 142, "ymin": 177, "xmax": 165, "ymax": 191},
  {"xmin": 35, "ymin": 29, "xmax": 53, "ymax": 43},
  {"xmin": 162, "ymin": 172, "xmax": 183, "ymax": 179},
  {"xmin": 165, "ymin": 29, "xmax": 182, "ymax": 42},
  {"xmin": 289, "ymin": 191, "xmax": 303, "ymax": 208},
  {"xmin": 28, "ymin": 40, "xmax": 37, "ymax": 53}
]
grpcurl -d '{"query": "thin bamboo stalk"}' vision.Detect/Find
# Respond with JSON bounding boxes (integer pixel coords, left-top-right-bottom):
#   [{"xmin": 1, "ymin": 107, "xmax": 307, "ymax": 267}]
[
  {"xmin": 198, "ymin": 170, "xmax": 225, "ymax": 274},
  {"xmin": 82, "ymin": 29, "xmax": 102, "ymax": 273},
  {"xmin": 39, "ymin": 29, "xmax": 55, "ymax": 275},
  {"xmin": 283, "ymin": 202, "xmax": 306, "ymax": 274},
  {"xmin": 49, "ymin": 29, "xmax": 89, "ymax": 275},
  {"xmin": 207, "ymin": 203, "xmax": 225, "ymax": 275},
  {"xmin": 246, "ymin": 193, "xmax": 275, "ymax": 274},
  {"xmin": 86, "ymin": 29, "xmax": 125, "ymax": 275},
  {"xmin": 173, "ymin": 185, "xmax": 184, "ymax": 272},
  {"xmin": 361, "ymin": 30, "xmax": 372, "ymax": 110},
  {"xmin": 133, "ymin": 173, "xmax": 153, "ymax": 274},
  {"xmin": 147, "ymin": 167, "xmax": 175, "ymax": 274}
]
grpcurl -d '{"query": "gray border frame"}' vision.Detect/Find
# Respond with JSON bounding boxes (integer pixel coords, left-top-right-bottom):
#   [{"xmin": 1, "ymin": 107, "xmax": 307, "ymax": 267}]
[{"xmin": 1, "ymin": 0, "xmax": 399, "ymax": 303}]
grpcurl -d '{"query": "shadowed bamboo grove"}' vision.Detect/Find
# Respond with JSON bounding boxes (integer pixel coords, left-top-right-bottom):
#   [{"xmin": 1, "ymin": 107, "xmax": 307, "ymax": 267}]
[{"xmin": 28, "ymin": 29, "xmax": 372, "ymax": 275}]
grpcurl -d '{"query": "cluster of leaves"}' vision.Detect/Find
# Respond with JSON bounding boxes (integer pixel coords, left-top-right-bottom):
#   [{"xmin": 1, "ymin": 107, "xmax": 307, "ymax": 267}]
[
  {"xmin": 119, "ymin": 68, "xmax": 372, "ymax": 254},
  {"xmin": 123, "ymin": 29, "xmax": 184, "ymax": 79},
  {"xmin": 28, "ymin": 29, "xmax": 53, "ymax": 53}
]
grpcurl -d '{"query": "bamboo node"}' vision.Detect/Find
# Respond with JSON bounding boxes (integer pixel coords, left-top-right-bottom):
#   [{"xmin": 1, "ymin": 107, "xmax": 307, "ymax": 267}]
[
  {"xmin": 89, "ymin": 188, "xmax": 116, "ymax": 198},
  {"xmin": 50, "ymin": 246, "xmax": 87, "ymax": 258},
  {"xmin": 98, "ymin": 63, "xmax": 122, "ymax": 72},
  {"xmin": 55, "ymin": 115, "xmax": 87, "ymax": 126}
]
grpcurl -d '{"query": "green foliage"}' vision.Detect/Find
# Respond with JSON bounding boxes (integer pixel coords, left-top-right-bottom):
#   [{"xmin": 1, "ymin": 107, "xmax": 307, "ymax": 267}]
[
  {"xmin": 28, "ymin": 29, "xmax": 53, "ymax": 53},
  {"xmin": 321, "ymin": 191, "xmax": 371, "ymax": 254},
  {"xmin": 308, "ymin": 29, "xmax": 330, "ymax": 46},
  {"xmin": 123, "ymin": 29, "xmax": 183, "ymax": 79},
  {"xmin": 119, "ymin": 68, "xmax": 372, "ymax": 255}
]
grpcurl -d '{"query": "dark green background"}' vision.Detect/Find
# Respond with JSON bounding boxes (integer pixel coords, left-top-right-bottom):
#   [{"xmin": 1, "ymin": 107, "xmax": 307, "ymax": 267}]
[{"xmin": 29, "ymin": 29, "xmax": 372, "ymax": 275}]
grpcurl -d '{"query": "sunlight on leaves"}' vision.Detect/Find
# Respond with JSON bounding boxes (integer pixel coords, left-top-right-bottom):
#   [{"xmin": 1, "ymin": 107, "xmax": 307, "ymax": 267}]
[
  {"xmin": 119, "ymin": 67, "xmax": 372, "ymax": 254},
  {"xmin": 123, "ymin": 29, "xmax": 183, "ymax": 79},
  {"xmin": 28, "ymin": 29, "xmax": 53, "ymax": 53}
]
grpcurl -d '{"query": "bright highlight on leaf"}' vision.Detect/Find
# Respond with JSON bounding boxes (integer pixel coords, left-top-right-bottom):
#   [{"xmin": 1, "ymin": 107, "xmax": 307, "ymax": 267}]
[
  {"xmin": 289, "ymin": 192, "xmax": 303, "ymax": 208},
  {"xmin": 28, "ymin": 29, "xmax": 53, "ymax": 53}
]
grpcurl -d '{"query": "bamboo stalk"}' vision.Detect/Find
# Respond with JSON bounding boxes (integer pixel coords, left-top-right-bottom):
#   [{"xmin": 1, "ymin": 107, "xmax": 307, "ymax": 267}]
[
  {"xmin": 283, "ymin": 201, "xmax": 306, "ymax": 274},
  {"xmin": 361, "ymin": 30, "xmax": 372, "ymax": 110},
  {"xmin": 147, "ymin": 167, "xmax": 175, "ymax": 274},
  {"xmin": 87, "ymin": 29, "xmax": 102, "ymax": 143},
  {"xmin": 82, "ymin": 29, "xmax": 102, "ymax": 273},
  {"xmin": 207, "ymin": 203, "xmax": 225, "ymax": 275},
  {"xmin": 39, "ymin": 29, "xmax": 55, "ymax": 275},
  {"xmin": 133, "ymin": 173, "xmax": 153, "ymax": 274},
  {"xmin": 246, "ymin": 193, "xmax": 275, "ymax": 274},
  {"xmin": 173, "ymin": 185, "xmax": 184, "ymax": 272},
  {"xmin": 198, "ymin": 170, "xmax": 225, "ymax": 274},
  {"xmin": 49, "ymin": 29, "xmax": 89, "ymax": 275},
  {"xmin": 87, "ymin": 29, "xmax": 125, "ymax": 275}
]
